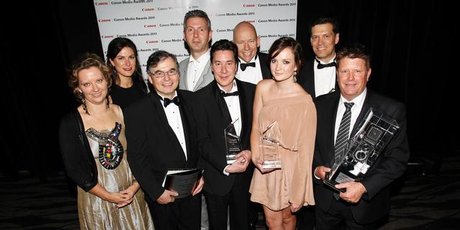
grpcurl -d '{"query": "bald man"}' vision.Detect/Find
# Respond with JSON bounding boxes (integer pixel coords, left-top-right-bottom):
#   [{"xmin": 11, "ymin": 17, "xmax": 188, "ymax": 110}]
[{"xmin": 233, "ymin": 21, "xmax": 272, "ymax": 85}]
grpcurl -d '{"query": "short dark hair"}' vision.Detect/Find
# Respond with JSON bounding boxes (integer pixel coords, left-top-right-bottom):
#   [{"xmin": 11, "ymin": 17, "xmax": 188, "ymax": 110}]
[
  {"xmin": 336, "ymin": 43, "xmax": 370, "ymax": 69},
  {"xmin": 146, "ymin": 50, "xmax": 179, "ymax": 73},
  {"xmin": 310, "ymin": 16, "xmax": 340, "ymax": 35},
  {"xmin": 210, "ymin": 39, "xmax": 238, "ymax": 63},
  {"xmin": 183, "ymin": 9, "xmax": 211, "ymax": 31}
]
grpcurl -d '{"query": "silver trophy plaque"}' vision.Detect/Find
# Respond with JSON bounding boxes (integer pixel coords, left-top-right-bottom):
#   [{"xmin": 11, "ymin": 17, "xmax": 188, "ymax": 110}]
[{"xmin": 224, "ymin": 119, "xmax": 241, "ymax": 165}]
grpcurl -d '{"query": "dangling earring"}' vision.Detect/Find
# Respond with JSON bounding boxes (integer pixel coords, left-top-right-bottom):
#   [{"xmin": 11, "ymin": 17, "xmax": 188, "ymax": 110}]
[
  {"xmin": 293, "ymin": 71, "xmax": 297, "ymax": 83},
  {"xmin": 106, "ymin": 94, "xmax": 110, "ymax": 108},
  {"xmin": 82, "ymin": 98, "xmax": 89, "ymax": 115}
]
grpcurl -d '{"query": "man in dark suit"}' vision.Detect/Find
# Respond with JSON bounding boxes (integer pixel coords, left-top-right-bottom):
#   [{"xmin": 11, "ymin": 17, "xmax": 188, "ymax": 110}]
[
  {"xmin": 298, "ymin": 17, "xmax": 340, "ymax": 98},
  {"xmin": 233, "ymin": 21, "xmax": 272, "ymax": 85},
  {"xmin": 195, "ymin": 39, "xmax": 255, "ymax": 230},
  {"xmin": 297, "ymin": 16, "xmax": 341, "ymax": 230},
  {"xmin": 124, "ymin": 50, "xmax": 204, "ymax": 230},
  {"xmin": 233, "ymin": 21, "xmax": 270, "ymax": 228},
  {"xmin": 312, "ymin": 44, "xmax": 410, "ymax": 229}
]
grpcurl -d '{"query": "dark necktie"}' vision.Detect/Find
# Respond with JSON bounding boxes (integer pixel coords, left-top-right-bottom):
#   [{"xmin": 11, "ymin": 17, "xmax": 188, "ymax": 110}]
[
  {"xmin": 316, "ymin": 58, "xmax": 336, "ymax": 69},
  {"xmin": 163, "ymin": 96, "xmax": 180, "ymax": 107},
  {"xmin": 221, "ymin": 91, "xmax": 239, "ymax": 97},
  {"xmin": 240, "ymin": 62, "xmax": 256, "ymax": 71},
  {"xmin": 333, "ymin": 102, "xmax": 354, "ymax": 166}
]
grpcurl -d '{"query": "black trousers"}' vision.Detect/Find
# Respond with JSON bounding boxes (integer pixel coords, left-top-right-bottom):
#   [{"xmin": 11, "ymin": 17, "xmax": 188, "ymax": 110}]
[
  {"xmin": 204, "ymin": 184, "xmax": 251, "ymax": 230},
  {"xmin": 147, "ymin": 194, "xmax": 201, "ymax": 230}
]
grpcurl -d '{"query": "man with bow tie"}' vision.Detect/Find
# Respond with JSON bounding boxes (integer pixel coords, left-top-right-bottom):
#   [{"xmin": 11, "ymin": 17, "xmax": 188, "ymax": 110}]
[
  {"xmin": 297, "ymin": 16, "xmax": 341, "ymax": 230},
  {"xmin": 124, "ymin": 50, "xmax": 204, "ymax": 230},
  {"xmin": 195, "ymin": 39, "xmax": 256, "ymax": 230},
  {"xmin": 233, "ymin": 21, "xmax": 272, "ymax": 85},
  {"xmin": 298, "ymin": 17, "xmax": 340, "ymax": 99}
]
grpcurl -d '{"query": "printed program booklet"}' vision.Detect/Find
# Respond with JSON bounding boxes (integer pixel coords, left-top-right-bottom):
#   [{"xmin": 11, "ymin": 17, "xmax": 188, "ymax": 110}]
[{"xmin": 162, "ymin": 168, "xmax": 203, "ymax": 199}]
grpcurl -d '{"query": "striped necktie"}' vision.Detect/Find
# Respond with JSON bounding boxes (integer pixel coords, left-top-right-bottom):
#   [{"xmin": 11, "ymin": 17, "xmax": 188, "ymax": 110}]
[{"xmin": 333, "ymin": 102, "xmax": 354, "ymax": 166}]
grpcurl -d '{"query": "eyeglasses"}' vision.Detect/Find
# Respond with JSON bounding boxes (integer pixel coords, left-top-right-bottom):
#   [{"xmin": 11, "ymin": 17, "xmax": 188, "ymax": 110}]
[{"xmin": 148, "ymin": 69, "xmax": 178, "ymax": 78}]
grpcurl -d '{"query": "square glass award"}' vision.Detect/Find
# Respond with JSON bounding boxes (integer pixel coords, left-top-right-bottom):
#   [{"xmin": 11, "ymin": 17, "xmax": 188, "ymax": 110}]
[
  {"xmin": 325, "ymin": 108, "xmax": 400, "ymax": 192},
  {"xmin": 224, "ymin": 119, "xmax": 241, "ymax": 165},
  {"xmin": 260, "ymin": 121, "xmax": 282, "ymax": 169}
]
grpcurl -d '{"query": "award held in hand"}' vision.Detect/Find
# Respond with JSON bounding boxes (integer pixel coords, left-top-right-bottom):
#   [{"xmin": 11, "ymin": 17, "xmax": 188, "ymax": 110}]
[
  {"xmin": 325, "ymin": 108, "xmax": 400, "ymax": 192},
  {"xmin": 224, "ymin": 118, "xmax": 242, "ymax": 165},
  {"xmin": 260, "ymin": 121, "xmax": 282, "ymax": 169}
]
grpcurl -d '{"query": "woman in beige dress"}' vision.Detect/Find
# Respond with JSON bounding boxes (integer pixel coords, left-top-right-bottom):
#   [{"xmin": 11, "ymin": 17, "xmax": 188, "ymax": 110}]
[
  {"xmin": 250, "ymin": 37, "xmax": 317, "ymax": 229},
  {"xmin": 59, "ymin": 53, "xmax": 154, "ymax": 229}
]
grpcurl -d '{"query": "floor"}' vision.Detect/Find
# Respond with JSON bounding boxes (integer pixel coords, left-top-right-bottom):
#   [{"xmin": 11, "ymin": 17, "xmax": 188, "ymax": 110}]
[{"xmin": 1, "ymin": 155, "xmax": 459, "ymax": 230}]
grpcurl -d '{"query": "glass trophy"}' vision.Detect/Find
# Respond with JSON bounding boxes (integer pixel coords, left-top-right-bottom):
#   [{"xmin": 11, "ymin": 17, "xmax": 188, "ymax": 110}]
[
  {"xmin": 260, "ymin": 121, "xmax": 282, "ymax": 169},
  {"xmin": 325, "ymin": 108, "xmax": 400, "ymax": 192},
  {"xmin": 224, "ymin": 118, "xmax": 241, "ymax": 165}
]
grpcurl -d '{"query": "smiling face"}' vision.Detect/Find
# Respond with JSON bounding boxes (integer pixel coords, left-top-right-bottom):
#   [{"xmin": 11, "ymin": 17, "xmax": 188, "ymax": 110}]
[
  {"xmin": 233, "ymin": 22, "xmax": 260, "ymax": 62},
  {"xmin": 310, "ymin": 23, "xmax": 339, "ymax": 62},
  {"xmin": 109, "ymin": 47, "xmax": 136, "ymax": 78},
  {"xmin": 148, "ymin": 57, "xmax": 179, "ymax": 99},
  {"xmin": 77, "ymin": 66, "xmax": 109, "ymax": 106},
  {"xmin": 337, "ymin": 57, "xmax": 371, "ymax": 101},
  {"xmin": 211, "ymin": 50, "xmax": 237, "ymax": 92},
  {"xmin": 270, "ymin": 47, "xmax": 298, "ymax": 82}
]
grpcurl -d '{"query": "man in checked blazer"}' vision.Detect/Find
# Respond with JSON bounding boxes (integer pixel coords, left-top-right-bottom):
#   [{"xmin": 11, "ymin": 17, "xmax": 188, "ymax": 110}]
[
  {"xmin": 312, "ymin": 44, "xmax": 410, "ymax": 229},
  {"xmin": 124, "ymin": 50, "xmax": 204, "ymax": 230},
  {"xmin": 195, "ymin": 39, "xmax": 255, "ymax": 230}
]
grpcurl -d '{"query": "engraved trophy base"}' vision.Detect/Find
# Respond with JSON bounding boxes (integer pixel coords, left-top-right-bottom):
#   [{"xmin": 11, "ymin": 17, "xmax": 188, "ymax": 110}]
[
  {"xmin": 262, "ymin": 160, "xmax": 282, "ymax": 169},
  {"xmin": 226, "ymin": 154, "xmax": 237, "ymax": 165},
  {"xmin": 324, "ymin": 171, "xmax": 352, "ymax": 193}
]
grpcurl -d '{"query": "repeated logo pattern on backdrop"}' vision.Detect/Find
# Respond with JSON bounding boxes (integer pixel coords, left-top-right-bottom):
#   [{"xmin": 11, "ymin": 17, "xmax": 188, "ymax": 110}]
[{"xmin": 94, "ymin": 0, "xmax": 298, "ymax": 80}]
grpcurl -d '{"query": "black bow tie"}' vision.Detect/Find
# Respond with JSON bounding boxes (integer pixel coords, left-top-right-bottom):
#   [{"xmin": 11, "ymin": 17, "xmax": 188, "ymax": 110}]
[
  {"xmin": 163, "ymin": 96, "xmax": 180, "ymax": 107},
  {"xmin": 240, "ymin": 62, "xmax": 256, "ymax": 71},
  {"xmin": 221, "ymin": 91, "xmax": 239, "ymax": 97},
  {"xmin": 316, "ymin": 59, "xmax": 336, "ymax": 69}
]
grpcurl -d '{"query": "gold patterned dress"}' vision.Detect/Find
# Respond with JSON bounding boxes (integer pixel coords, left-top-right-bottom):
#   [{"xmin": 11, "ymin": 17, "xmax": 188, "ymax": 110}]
[
  {"xmin": 249, "ymin": 94, "xmax": 316, "ymax": 211},
  {"xmin": 78, "ymin": 122, "xmax": 154, "ymax": 230}
]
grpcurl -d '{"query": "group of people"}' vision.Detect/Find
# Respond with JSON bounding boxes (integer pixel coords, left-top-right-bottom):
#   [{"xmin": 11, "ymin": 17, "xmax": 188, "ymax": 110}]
[{"xmin": 59, "ymin": 9, "xmax": 409, "ymax": 230}]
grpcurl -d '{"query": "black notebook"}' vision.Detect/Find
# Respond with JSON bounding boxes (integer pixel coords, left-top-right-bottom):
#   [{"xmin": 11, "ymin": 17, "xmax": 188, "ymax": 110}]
[{"xmin": 162, "ymin": 168, "xmax": 203, "ymax": 199}]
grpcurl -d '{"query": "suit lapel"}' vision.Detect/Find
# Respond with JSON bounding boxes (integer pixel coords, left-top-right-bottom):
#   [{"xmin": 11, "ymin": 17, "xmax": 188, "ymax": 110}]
[
  {"xmin": 211, "ymin": 81, "xmax": 233, "ymax": 127},
  {"xmin": 194, "ymin": 60, "xmax": 212, "ymax": 91},
  {"xmin": 236, "ymin": 80, "xmax": 250, "ymax": 147},
  {"xmin": 148, "ymin": 93, "xmax": 187, "ymax": 161},
  {"xmin": 351, "ymin": 93, "xmax": 372, "ymax": 137}
]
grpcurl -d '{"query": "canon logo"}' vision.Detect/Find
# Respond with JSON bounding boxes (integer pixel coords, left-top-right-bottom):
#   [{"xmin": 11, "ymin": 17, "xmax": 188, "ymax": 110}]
[
  {"xmin": 142, "ymin": 8, "xmax": 154, "ymax": 11},
  {"xmin": 95, "ymin": 2, "xmax": 108, "ymax": 6},
  {"xmin": 98, "ymin": 19, "xmax": 111, "ymax": 22},
  {"xmin": 146, "ymin": 40, "xmax": 159, "ymax": 44},
  {"xmin": 144, "ymin": 24, "xmax": 156, "ymax": 28},
  {"xmin": 243, "ymin": 4, "xmax": 255, "ymax": 7}
]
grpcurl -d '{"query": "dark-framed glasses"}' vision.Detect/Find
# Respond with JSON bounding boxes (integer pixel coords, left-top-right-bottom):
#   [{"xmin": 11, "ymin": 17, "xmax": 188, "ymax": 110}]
[{"xmin": 149, "ymin": 69, "xmax": 178, "ymax": 78}]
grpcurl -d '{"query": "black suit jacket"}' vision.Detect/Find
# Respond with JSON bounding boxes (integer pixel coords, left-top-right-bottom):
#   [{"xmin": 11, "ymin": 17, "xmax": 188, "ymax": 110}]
[
  {"xmin": 124, "ymin": 90, "xmax": 201, "ymax": 202},
  {"xmin": 258, "ymin": 52, "xmax": 272, "ymax": 79},
  {"xmin": 195, "ymin": 79, "xmax": 255, "ymax": 195},
  {"xmin": 298, "ymin": 58, "xmax": 338, "ymax": 98},
  {"xmin": 313, "ymin": 90, "xmax": 410, "ymax": 224}
]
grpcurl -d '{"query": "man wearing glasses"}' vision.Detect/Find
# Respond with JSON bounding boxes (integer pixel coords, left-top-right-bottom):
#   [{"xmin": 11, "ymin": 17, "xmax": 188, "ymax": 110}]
[{"xmin": 124, "ymin": 50, "xmax": 204, "ymax": 230}]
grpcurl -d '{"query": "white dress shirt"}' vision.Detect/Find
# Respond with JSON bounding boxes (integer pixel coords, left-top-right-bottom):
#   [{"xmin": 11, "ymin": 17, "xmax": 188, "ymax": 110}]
[
  {"xmin": 186, "ymin": 50, "xmax": 210, "ymax": 91},
  {"xmin": 160, "ymin": 92, "xmax": 187, "ymax": 159}
]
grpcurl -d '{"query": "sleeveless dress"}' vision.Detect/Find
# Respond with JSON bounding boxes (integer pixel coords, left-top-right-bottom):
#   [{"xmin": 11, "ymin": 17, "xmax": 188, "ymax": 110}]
[
  {"xmin": 77, "ymin": 122, "xmax": 154, "ymax": 230},
  {"xmin": 249, "ymin": 94, "xmax": 316, "ymax": 211}
]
